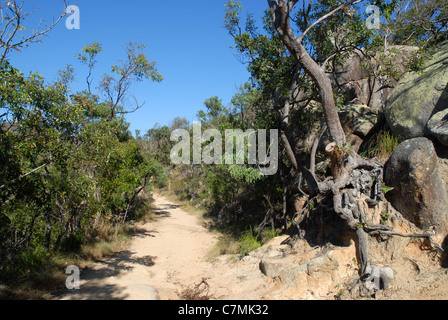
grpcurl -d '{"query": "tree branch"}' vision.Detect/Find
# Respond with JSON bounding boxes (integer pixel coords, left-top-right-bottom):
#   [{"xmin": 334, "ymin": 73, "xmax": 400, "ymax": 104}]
[
  {"xmin": 0, "ymin": 162, "xmax": 49, "ymax": 190},
  {"xmin": 0, "ymin": 0, "xmax": 68, "ymax": 63},
  {"xmin": 297, "ymin": 0, "xmax": 362, "ymax": 44}
]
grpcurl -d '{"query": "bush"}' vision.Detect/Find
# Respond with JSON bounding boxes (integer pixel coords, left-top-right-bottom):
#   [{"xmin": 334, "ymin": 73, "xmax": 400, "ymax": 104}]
[{"xmin": 239, "ymin": 228, "xmax": 261, "ymax": 256}]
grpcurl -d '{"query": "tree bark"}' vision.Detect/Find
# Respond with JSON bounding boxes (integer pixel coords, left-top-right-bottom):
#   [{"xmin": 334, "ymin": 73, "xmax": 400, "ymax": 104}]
[{"xmin": 268, "ymin": 0, "xmax": 346, "ymax": 146}]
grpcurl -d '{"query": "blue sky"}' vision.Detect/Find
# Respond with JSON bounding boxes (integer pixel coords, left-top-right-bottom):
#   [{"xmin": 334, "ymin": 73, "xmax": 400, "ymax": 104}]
[{"xmin": 8, "ymin": 0, "xmax": 268, "ymax": 135}]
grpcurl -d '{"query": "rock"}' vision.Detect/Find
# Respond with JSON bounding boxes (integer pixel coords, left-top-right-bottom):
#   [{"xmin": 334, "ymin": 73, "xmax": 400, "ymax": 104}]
[
  {"xmin": 385, "ymin": 42, "xmax": 448, "ymax": 139},
  {"xmin": 339, "ymin": 104, "xmax": 379, "ymax": 137},
  {"xmin": 259, "ymin": 242, "xmax": 357, "ymax": 299},
  {"xmin": 333, "ymin": 52, "xmax": 368, "ymax": 85},
  {"xmin": 332, "ymin": 46, "xmax": 419, "ymax": 111},
  {"xmin": 249, "ymin": 235, "xmax": 290, "ymax": 260},
  {"xmin": 384, "ymin": 137, "xmax": 448, "ymax": 234},
  {"xmin": 427, "ymin": 108, "xmax": 448, "ymax": 146},
  {"xmin": 306, "ymin": 254, "xmax": 339, "ymax": 275}
]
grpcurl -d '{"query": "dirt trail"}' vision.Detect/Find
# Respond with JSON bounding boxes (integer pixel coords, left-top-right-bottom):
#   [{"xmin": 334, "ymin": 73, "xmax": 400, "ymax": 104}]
[
  {"xmin": 60, "ymin": 193, "xmax": 269, "ymax": 300},
  {"xmin": 57, "ymin": 193, "xmax": 448, "ymax": 300}
]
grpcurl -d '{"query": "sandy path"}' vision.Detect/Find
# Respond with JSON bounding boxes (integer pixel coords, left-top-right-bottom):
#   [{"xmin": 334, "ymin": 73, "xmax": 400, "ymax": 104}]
[
  {"xmin": 60, "ymin": 193, "xmax": 220, "ymax": 300},
  {"xmin": 58, "ymin": 192, "xmax": 448, "ymax": 301}
]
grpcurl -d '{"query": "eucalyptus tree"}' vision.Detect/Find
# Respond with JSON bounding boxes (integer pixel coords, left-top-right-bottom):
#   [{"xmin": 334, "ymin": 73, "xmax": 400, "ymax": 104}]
[
  {"xmin": 225, "ymin": 0, "xmax": 446, "ymax": 288},
  {"xmin": 0, "ymin": 6, "xmax": 165, "ymax": 279}
]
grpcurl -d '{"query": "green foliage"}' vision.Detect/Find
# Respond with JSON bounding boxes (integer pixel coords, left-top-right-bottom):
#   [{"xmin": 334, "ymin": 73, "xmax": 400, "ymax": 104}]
[
  {"xmin": 228, "ymin": 165, "xmax": 262, "ymax": 184},
  {"xmin": 76, "ymin": 42, "xmax": 103, "ymax": 68},
  {"xmin": 225, "ymin": 0, "xmax": 244, "ymax": 37},
  {"xmin": 0, "ymin": 40, "xmax": 164, "ymax": 282},
  {"xmin": 381, "ymin": 185, "xmax": 395, "ymax": 194},
  {"xmin": 384, "ymin": 0, "xmax": 448, "ymax": 47},
  {"xmin": 238, "ymin": 227, "xmax": 261, "ymax": 256},
  {"xmin": 261, "ymin": 227, "xmax": 279, "ymax": 243},
  {"xmin": 406, "ymin": 48, "xmax": 433, "ymax": 72}
]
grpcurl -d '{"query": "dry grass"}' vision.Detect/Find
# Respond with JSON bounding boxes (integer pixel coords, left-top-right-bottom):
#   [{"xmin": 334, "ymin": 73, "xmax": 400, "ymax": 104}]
[{"xmin": 206, "ymin": 234, "xmax": 241, "ymax": 260}]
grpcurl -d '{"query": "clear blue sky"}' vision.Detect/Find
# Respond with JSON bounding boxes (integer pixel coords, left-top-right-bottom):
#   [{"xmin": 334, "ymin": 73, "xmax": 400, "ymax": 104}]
[{"xmin": 8, "ymin": 0, "xmax": 268, "ymax": 135}]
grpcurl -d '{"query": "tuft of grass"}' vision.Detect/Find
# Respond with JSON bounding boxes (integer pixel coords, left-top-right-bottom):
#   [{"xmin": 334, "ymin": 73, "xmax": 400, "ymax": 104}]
[
  {"xmin": 239, "ymin": 228, "xmax": 261, "ymax": 256},
  {"xmin": 207, "ymin": 226, "xmax": 281, "ymax": 260},
  {"xmin": 362, "ymin": 130, "xmax": 402, "ymax": 161}
]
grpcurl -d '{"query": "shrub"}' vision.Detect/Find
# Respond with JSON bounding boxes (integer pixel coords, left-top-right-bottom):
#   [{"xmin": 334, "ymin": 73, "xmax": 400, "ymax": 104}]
[{"xmin": 239, "ymin": 228, "xmax": 261, "ymax": 256}]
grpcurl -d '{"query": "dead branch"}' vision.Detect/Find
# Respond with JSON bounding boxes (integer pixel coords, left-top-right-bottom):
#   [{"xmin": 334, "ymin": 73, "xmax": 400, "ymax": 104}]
[{"xmin": 0, "ymin": 162, "xmax": 49, "ymax": 190}]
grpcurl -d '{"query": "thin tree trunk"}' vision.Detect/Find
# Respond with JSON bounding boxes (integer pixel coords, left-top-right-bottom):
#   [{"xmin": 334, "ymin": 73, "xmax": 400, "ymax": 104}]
[
  {"xmin": 268, "ymin": 0, "xmax": 346, "ymax": 147},
  {"xmin": 44, "ymin": 215, "xmax": 52, "ymax": 252}
]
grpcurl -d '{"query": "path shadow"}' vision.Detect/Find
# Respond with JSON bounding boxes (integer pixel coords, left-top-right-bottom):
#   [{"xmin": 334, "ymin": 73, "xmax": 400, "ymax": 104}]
[
  {"xmin": 151, "ymin": 202, "xmax": 180, "ymax": 218},
  {"xmin": 132, "ymin": 226, "xmax": 157, "ymax": 238},
  {"xmin": 59, "ymin": 250, "xmax": 158, "ymax": 300},
  {"xmin": 159, "ymin": 203, "xmax": 179, "ymax": 210},
  {"xmin": 153, "ymin": 210, "xmax": 171, "ymax": 217}
]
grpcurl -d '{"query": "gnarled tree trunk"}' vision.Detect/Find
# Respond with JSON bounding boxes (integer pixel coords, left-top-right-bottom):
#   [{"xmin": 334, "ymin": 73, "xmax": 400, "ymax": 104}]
[
  {"xmin": 268, "ymin": 0, "xmax": 346, "ymax": 149},
  {"xmin": 267, "ymin": 0, "xmax": 387, "ymax": 286}
]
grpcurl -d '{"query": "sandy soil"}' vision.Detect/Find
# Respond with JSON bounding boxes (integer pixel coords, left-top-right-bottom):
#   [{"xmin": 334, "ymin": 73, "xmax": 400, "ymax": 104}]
[
  {"xmin": 59, "ymin": 193, "xmax": 448, "ymax": 301},
  {"xmin": 60, "ymin": 193, "xmax": 227, "ymax": 300}
]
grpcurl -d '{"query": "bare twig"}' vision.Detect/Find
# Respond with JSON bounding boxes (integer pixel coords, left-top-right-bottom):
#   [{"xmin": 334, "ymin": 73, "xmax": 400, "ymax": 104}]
[{"xmin": 297, "ymin": 0, "xmax": 362, "ymax": 44}]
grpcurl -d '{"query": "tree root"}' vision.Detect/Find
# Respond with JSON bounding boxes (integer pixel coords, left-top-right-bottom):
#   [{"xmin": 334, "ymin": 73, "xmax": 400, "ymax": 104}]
[
  {"xmin": 350, "ymin": 263, "xmax": 395, "ymax": 294},
  {"xmin": 289, "ymin": 143, "xmax": 447, "ymax": 293},
  {"xmin": 367, "ymin": 230, "xmax": 446, "ymax": 254}
]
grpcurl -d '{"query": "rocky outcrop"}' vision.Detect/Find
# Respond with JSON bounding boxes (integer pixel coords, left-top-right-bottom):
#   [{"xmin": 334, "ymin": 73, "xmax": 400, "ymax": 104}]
[
  {"xmin": 339, "ymin": 104, "xmax": 379, "ymax": 137},
  {"xmin": 427, "ymin": 108, "xmax": 448, "ymax": 146},
  {"xmin": 384, "ymin": 137, "xmax": 448, "ymax": 235},
  {"xmin": 385, "ymin": 42, "xmax": 448, "ymax": 139},
  {"xmin": 332, "ymin": 46, "xmax": 419, "ymax": 111},
  {"xmin": 249, "ymin": 213, "xmax": 426, "ymax": 299},
  {"xmin": 210, "ymin": 205, "xmax": 446, "ymax": 300},
  {"xmin": 255, "ymin": 236, "xmax": 359, "ymax": 299}
]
